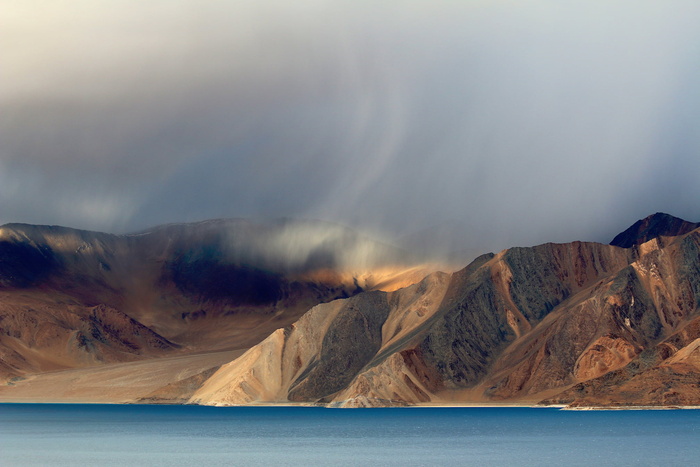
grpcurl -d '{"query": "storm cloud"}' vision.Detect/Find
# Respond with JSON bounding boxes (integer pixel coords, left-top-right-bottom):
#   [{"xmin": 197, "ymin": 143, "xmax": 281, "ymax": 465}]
[{"xmin": 2, "ymin": 0, "xmax": 700, "ymax": 256}]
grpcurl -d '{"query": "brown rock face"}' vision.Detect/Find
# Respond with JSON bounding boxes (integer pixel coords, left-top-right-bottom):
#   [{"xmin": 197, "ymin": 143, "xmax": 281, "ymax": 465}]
[
  {"xmin": 0, "ymin": 219, "xmax": 434, "ymax": 386},
  {"xmin": 573, "ymin": 336, "xmax": 637, "ymax": 380},
  {"xmin": 191, "ymin": 217, "xmax": 700, "ymax": 408},
  {"xmin": 542, "ymin": 312, "xmax": 700, "ymax": 407},
  {"xmin": 0, "ymin": 293, "xmax": 177, "ymax": 381},
  {"xmin": 189, "ymin": 272, "xmax": 451, "ymax": 405},
  {"xmin": 287, "ymin": 292, "xmax": 391, "ymax": 401},
  {"xmin": 2, "ymin": 214, "xmax": 700, "ymax": 407}
]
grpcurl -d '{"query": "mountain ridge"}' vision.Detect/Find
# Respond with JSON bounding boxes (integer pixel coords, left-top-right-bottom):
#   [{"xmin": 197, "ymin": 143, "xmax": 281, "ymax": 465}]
[
  {"xmin": 186, "ymin": 213, "xmax": 700, "ymax": 407},
  {"xmin": 610, "ymin": 212, "xmax": 700, "ymax": 248},
  {"xmin": 1, "ymin": 212, "xmax": 699, "ymax": 407},
  {"xmin": 0, "ymin": 218, "xmax": 437, "ymax": 384}
]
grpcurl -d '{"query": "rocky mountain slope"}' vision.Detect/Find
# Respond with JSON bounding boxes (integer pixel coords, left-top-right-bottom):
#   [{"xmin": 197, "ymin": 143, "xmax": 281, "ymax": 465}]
[
  {"xmin": 1, "ymin": 213, "xmax": 698, "ymax": 408},
  {"xmin": 610, "ymin": 212, "xmax": 700, "ymax": 248},
  {"xmin": 182, "ymin": 213, "xmax": 700, "ymax": 407},
  {"xmin": 0, "ymin": 219, "xmax": 431, "ymax": 383}
]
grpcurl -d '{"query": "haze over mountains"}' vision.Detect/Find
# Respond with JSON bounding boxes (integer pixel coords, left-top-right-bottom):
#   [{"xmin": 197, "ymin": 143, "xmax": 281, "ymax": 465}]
[
  {"xmin": 1, "ymin": 213, "xmax": 699, "ymax": 408},
  {"xmin": 5, "ymin": 1, "xmax": 700, "ymax": 260},
  {"xmin": 0, "ymin": 218, "xmax": 435, "ymax": 384}
]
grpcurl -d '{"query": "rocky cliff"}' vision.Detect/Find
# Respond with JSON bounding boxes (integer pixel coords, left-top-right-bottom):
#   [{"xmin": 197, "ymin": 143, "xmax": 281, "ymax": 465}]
[
  {"xmin": 0, "ymin": 219, "xmax": 430, "ymax": 383},
  {"xmin": 1, "ymin": 213, "xmax": 699, "ymax": 408},
  {"xmin": 183, "ymin": 213, "xmax": 700, "ymax": 407}
]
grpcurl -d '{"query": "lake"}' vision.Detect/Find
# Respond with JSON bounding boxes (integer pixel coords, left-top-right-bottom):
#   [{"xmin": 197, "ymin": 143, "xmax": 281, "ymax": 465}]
[{"xmin": 1, "ymin": 404, "xmax": 698, "ymax": 466}]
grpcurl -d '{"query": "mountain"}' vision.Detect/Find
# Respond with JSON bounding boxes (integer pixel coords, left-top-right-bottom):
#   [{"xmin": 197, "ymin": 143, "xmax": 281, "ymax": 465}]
[
  {"xmin": 183, "ymin": 213, "xmax": 700, "ymax": 407},
  {"xmin": 610, "ymin": 212, "xmax": 700, "ymax": 248},
  {"xmin": 0, "ymin": 219, "xmax": 433, "ymax": 384},
  {"xmin": 1, "ymin": 213, "xmax": 699, "ymax": 408}
]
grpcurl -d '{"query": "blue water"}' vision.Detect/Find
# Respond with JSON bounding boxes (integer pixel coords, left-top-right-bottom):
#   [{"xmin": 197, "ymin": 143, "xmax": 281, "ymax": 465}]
[{"xmin": 0, "ymin": 405, "xmax": 698, "ymax": 466}]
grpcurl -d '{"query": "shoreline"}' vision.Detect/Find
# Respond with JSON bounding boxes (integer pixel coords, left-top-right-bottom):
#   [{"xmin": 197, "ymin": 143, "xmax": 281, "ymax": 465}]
[
  {"xmin": 1, "ymin": 399, "xmax": 699, "ymax": 410},
  {"xmin": 559, "ymin": 405, "xmax": 700, "ymax": 411}
]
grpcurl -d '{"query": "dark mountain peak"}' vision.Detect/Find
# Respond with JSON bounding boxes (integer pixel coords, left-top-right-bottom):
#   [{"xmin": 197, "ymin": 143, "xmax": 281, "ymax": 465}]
[{"xmin": 610, "ymin": 212, "xmax": 700, "ymax": 248}]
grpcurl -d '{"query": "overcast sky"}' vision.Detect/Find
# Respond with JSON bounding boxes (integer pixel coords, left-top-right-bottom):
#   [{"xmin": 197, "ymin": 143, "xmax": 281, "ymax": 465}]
[{"xmin": 2, "ymin": 0, "xmax": 699, "ymax": 254}]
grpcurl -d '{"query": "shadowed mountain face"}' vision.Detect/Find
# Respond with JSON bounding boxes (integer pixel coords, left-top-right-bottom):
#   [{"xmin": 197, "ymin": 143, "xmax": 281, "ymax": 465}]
[
  {"xmin": 187, "ymin": 213, "xmax": 700, "ymax": 408},
  {"xmin": 610, "ymin": 212, "xmax": 700, "ymax": 248},
  {"xmin": 0, "ymin": 219, "xmax": 427, "ymax": 382},
  {"xmin": 2, "ymin": 213, "xmax": 699, "ymax": 408},
  {"xmin": 0, "ymin": 241, "xmax": 59, "ymax": 288}
]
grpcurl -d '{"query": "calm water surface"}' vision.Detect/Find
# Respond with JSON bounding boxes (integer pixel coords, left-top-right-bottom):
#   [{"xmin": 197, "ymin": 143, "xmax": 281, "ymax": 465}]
[{"xmin": 1, "ymin": 404, "xmax": 698, "ymax": 466}]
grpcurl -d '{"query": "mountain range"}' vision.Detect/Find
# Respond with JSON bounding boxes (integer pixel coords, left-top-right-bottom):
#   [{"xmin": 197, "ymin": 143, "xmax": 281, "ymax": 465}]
[{"xmin": 0, "ymin": 213, "xmax": 698, "ymax": 407}]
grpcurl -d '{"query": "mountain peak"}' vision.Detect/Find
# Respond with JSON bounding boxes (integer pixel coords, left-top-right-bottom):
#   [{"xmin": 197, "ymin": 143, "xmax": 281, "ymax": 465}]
[{"xmin": 610, "ymin": 212, "xmax": 700, "ymax": 248}]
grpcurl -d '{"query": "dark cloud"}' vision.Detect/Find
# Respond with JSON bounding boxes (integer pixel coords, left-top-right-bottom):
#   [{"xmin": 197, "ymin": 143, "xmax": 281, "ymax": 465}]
[{"xmin": 2, "ymin": 0, "xmax": 700, "ymax": 256}]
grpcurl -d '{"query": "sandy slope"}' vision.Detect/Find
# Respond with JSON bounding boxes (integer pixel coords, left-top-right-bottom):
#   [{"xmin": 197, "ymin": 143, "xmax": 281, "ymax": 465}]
[
  {"xmin": 2, "ymin": 213, "xmax": 699, "ymax": 408},
  {"xmin": 186, "ymin": 221, "xmax": 700, "ymax": 408},
  {"xmin": 0, "ymin": 350, "xmax": 243, "ymax": 403}
]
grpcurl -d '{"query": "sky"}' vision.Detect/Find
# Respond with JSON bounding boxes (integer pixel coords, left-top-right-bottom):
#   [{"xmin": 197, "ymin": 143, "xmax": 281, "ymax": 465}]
[{"xmin": 2, "ymin": 0, "xmax": 700, "ymax": 256}]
